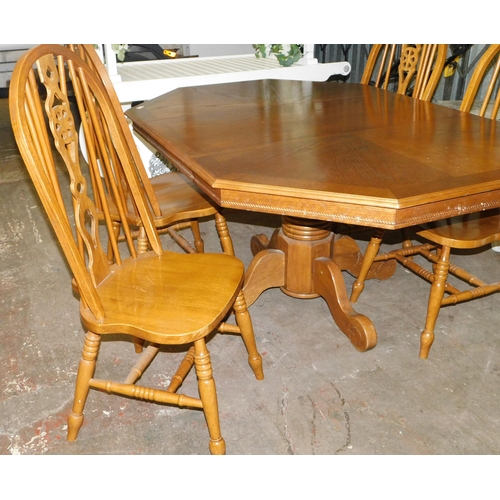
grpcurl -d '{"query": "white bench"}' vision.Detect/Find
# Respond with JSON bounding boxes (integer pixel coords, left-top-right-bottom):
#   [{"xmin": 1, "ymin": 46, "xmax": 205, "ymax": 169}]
[{"xmin": 102, "ymin": 44, "xmax": 351, "ymax": 106}]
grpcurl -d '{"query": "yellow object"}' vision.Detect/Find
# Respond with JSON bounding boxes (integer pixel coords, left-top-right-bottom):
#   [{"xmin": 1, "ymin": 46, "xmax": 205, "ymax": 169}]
[
  {"xmin": 163, "ymin": 49, "xmax": 177, "ymax": 58},
  {"xmin": 444, "ymin": 58, "xmax": 459, "ymax": 78}
]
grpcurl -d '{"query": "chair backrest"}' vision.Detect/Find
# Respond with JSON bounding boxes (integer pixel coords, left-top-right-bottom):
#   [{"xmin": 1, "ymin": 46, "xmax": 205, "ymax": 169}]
[
  {"xmin": 361, "ymin": 44, "xmax": 448, "ymax": 102},
  {"xmin": 461, "ymin": 44, "xmax": 500, "ymax": 120},
  {"xmin": 67, "ymin": 44, "xmax": 163, "ymax": 218},
  {"xmin": 9, "ymin": 45, "xmax": 163, "ymax": 320}
]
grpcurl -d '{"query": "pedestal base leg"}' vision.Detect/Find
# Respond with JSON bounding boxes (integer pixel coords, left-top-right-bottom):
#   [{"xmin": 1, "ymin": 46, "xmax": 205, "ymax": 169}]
[
  {"xmin": 243, "ymin": 217, "xmax": 378, "ymax": 351},
  {"xmin": 243, "ymin": 248, "xmax": 285, "ymax": 307},
  {"xmin": 314, "ymin": 257, "xmax": 377, "ymax": 351}
]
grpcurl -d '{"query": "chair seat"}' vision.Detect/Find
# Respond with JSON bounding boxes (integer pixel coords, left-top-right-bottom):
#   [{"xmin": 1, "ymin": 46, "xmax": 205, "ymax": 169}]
[
  {"xmin": 416, "ymin": 208, "xmax": 500, "ymax": 248},
  {"xmin": 124, "ymin": 172, "xmax": 219, "ymax": 227},
  {"xmin": 80, "ymin": 250, "xmax": 244, "ymax": 344},
  {"xmin": 150, "ymin": 171, "xmax": 219, "ymax": 221}
]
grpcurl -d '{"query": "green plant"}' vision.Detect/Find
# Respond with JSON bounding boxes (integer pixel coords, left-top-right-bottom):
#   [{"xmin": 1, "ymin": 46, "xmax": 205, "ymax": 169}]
[
  {"xmin": 111, "ymin": 44, "xmax": 129, "ymax": 62},
  {"xmin": 252, "ymin": 44, "xmax": 304, "ymax": 67}
]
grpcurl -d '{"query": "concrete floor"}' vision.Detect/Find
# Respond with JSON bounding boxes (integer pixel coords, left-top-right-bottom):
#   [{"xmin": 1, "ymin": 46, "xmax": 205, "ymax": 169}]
[{"xmin": 1, "ymin": 95, "xmax": 500, "ymax": 460}]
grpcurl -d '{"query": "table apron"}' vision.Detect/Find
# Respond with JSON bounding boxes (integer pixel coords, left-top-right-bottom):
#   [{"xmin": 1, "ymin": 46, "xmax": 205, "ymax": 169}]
[{"xmin": 215, "ymin": 188, "xmax": 500, "ymax": 230}]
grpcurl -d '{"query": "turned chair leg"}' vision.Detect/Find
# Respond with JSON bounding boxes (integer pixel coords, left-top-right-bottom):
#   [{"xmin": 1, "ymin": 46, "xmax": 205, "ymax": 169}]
[
  {"xmin": 402, "ymin": 228, "xmax": 414, "ymax": 259},
  {"xmin": 193, "ymin": 339, "xmax": 226, "ymax": 455},
  {"xmin": 233, "ymin": 291, "xmax": 264, "ymax": 380},
  {"xmin": 190, "ymin": 220, "xmax": 205, "ymax": 253},
  {"xmin": 132, "ymin": 338, "xmax": 145, "ymax": 354},
  {"xmin": 215, "ymin": 212, "xmax": 235, "ymax": 256},
  {"xmin": 420, "ymin": 245, "xmax": 450, "ymax": 359},
  {"xmin": 68, "ymin": 331, "xmax": 101, "ymax": 441},
  {"xmin": 132, "ymin": 227, "xmax": 150, "ymax": 354},
  {"xmin": 351, "ymin": 229, "xmax": 385, "ymax": 303}
]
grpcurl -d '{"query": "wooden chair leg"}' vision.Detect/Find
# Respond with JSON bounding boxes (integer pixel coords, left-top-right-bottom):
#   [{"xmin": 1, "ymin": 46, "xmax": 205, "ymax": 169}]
[
  {"xmin": 351, "ymin": 229, "xmax": 385, "ymax": 303},
  {"xmin": 420, "ymin": 245, "xmax": 450, "ymax": 359},
  {"xmin": 215, "ymin": 212, "xmax": 235, "ymax": 256},
  {"xmin": 133, "ymin": 226, "xmax": 149, "ymax": 354},
  {"xmin": 190, "ymin": 220, "xmax": 205, "ymax": 253},
  {"xmin": 193, "ymin": 339, "xmax": 226, "ymax": 455},
  {"xmin": 402, "ymin": 228, "xmax": 414, "ymax": 259},
  {"xmin": 233, "ymin": 291, "xmax": 264, "ymax": 380},
  {"xmin": 68, "ymin": 331, "xmax": 101, "ymax": 441},
  {"xmin": 133, "ymin": 338, "xmax": 145, "ymax": 354}
]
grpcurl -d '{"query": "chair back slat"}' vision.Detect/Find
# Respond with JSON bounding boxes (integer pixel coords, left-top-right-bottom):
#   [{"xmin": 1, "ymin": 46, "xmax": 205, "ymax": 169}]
[
  {"xmin": 415, "ymin": 44, "xmax": 448, "ymax": 102},
  {"xmin": 413, "ymin": 44, "xmax": 435, "ymax": 98},
  {"xmin": 70, "ymin": 61, "xmax": 135, "ymax": 264},
  {"xmin": 361, "ymin": 44, "xmax": 397, "ymax": 89},
  {"xmin": 376, "ymin": 44, "xmax": 397, "ymax": 90}
]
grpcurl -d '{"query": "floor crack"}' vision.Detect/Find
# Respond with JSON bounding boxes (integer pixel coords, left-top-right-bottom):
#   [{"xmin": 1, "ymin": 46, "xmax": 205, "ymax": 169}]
[
  {"xmin": 331, "ymin": 382, "xmax": 351, "ymax": 454},
  {"xmin": 280, "ymin": 383, "xmax": 294, "ymax": 454}
]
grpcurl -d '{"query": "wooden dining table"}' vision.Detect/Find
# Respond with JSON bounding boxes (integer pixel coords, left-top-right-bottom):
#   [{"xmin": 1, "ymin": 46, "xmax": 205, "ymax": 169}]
[{"xmin": 126, "ymin": 80, "xmax": 500, "ymax": 353}]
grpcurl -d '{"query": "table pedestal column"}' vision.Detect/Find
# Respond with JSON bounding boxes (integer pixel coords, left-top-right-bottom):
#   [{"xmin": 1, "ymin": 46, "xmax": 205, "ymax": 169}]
[{"xmin": 243, "ymin": 216, "xmax": 392, "ymax": 352}]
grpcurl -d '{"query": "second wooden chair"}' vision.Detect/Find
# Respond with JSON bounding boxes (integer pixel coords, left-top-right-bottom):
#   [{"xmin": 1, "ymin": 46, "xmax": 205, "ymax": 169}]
[{"xmin": 68, "ymin": 44, "xmax": 235, "ymax": 257}]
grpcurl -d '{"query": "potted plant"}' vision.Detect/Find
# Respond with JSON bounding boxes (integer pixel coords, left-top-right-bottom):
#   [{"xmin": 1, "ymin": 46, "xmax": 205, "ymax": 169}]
[{"xmin": 252, "ymin": 44, "xmax": 304, "ymax": 67}]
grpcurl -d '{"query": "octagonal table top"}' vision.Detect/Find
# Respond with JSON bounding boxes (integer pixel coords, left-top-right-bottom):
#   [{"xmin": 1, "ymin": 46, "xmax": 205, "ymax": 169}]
[{"xmin": 127, "ymin": 80, "xmax": 500, "ymax": 229}]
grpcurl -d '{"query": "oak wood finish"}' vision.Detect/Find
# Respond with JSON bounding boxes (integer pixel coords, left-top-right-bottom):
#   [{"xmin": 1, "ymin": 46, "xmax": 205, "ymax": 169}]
[
  {"xmin": 9, "ymin": 45, "xmax": 263, "ymax": 454},
  {"xmin": 352, "ymin": 44, "xmax": 500, "ymax": 358},
  {"xmin": 68, "ymin": 44, "xmax": 235, "ymax": 258},
  {"xmin": 125, "ymin": 79, "xmax": 500, "ymax": 353}
]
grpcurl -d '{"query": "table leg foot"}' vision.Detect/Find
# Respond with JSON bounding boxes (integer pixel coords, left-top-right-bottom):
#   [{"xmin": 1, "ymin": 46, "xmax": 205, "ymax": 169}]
[
  {"xmin": 243, "ymin": 249, "xmax": 286, "ymax": 307},
  {"xmin": 250, "ymin": 234, "xmax": 269, "ymax": 256},
  {"xmin": 313, "ymin": 257, "xmax": 377, "ymax": 352}
]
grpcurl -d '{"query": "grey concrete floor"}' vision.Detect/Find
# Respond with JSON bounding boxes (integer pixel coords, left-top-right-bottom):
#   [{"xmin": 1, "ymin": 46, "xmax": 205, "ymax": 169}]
[{"xmin": 1, "ymin": 96, "xmax": 500, "ymax": 462}]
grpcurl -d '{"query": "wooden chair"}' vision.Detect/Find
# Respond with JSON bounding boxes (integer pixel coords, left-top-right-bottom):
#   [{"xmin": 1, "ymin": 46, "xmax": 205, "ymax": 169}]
[
  {"xmin": 67, "ymin": 44, "xmax": 235, "ymax": 258},
  {"xmin": 361, "ymin": 44, "xmax": 447, "ymax": 101},
  {"xmin": 9, "ymin": 44, "xmax": 264, "ymax": 454},
  {"xmin": 345, "ymin": 45, "xmax": 449, "ymax": 286},
  {"xmin": 351, "ymin": 44, "xmax": 500, "ymax": 359}
]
